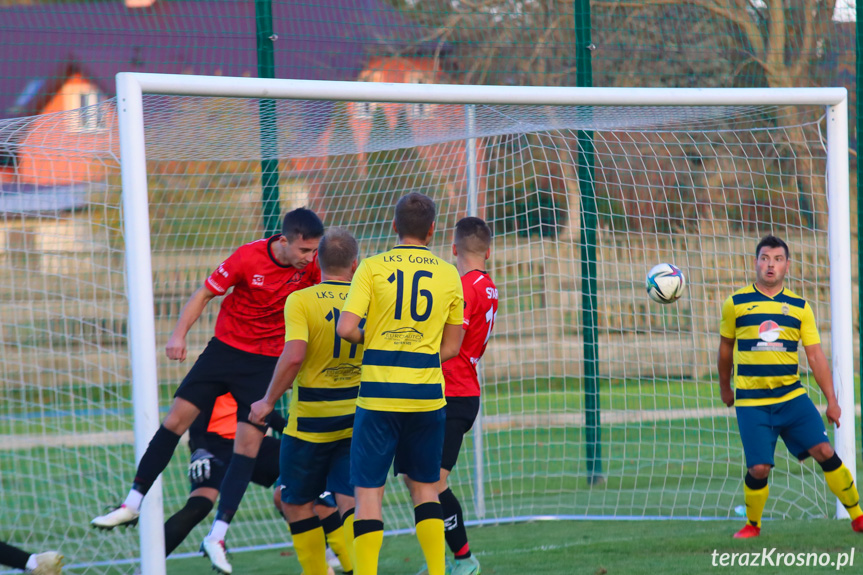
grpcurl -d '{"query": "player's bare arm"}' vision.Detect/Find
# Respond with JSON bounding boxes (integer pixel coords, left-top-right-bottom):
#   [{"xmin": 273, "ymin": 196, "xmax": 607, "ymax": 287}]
[
  {"xmin": 717, "ymin": 335, "xmax": 735, "ymax": 407},
  {"xmin": 166, "ymin": 286, "xmax": 218, "ymax": 362},
  {"xmin": 804, "ymin": 343, "xmax": 841, "ymax": 427},
  {"xmin": 440, "ymin": 322, "xmax": 465, "ymax": 363},
  {"xmin": 336, "ymin": 311, "xmax": 364, "ymax": 344},
  {"xmin": 248, "ymin": 339, "xmax": 308, "ymax": 426}
]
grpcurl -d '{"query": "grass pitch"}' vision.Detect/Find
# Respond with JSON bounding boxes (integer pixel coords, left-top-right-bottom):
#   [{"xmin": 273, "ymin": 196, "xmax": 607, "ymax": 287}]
[{"xmin": 165, "ymin": 518, "xmax": 863, "ymax": 575}]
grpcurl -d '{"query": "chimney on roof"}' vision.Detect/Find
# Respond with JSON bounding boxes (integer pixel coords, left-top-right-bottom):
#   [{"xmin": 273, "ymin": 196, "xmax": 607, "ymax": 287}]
[{"xmin": 126, "ymin": 0, "xmax": 156, "ymax": 8}]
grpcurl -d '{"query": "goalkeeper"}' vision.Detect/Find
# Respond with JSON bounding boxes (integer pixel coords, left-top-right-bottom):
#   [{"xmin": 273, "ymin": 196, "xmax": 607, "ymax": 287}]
[
  {"xmin": 164, "ymin": 392, "xmax": 353, "ymax": 573},
  {"xmin": 161, "ymin": 392, "xmax": 283, "ymax": 556},
  {"xmin": 718, "ymin": 235, "xmax": 863, "ymax": 538}
]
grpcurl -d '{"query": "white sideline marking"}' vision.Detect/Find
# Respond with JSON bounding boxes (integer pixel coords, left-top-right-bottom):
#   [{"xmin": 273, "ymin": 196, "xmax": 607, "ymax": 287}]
[
  {"xmin": 483, "ymin": 407, "xmax": 731, "ymax": 431},
  {"xmin": 0, "ymin": 430, "xmax": 189, "ymax": 450},
  {"xmin": 0, "ymin": 405, "xmax": 857, "ymax": 450}
]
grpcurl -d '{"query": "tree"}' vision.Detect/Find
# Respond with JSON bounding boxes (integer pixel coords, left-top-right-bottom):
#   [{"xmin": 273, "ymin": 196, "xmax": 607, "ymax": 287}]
[{"xmin": 593, "ymin": 0, "xmax": 838, "ymax": 229}]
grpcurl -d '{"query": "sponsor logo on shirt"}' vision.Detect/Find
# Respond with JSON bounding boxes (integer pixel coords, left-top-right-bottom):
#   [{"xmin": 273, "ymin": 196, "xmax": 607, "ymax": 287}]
[
  {"xmin": 753, "ymin": 320, "xmax": 786, "ymax": 352},
  {"xmin": 322, "ymin": 363, "xmax": 361, "ymax": 375},
  {"xmin": 207, "ymin": 277, "xmax": 226, "ymax": 293},
  {"xmin": 322, "ymin": 363, "xmax": 362, "ymax": 381},
  {"xmin": 252, "ymin": 274, "xmax": 265, "ymax": 287},
  {"xmin": 758, "ymin": 320, "xmax": 781, "ymax": 342},
  {"xmin": 382, "ymin": 327, "xmax": 423, "ymax": 344}
]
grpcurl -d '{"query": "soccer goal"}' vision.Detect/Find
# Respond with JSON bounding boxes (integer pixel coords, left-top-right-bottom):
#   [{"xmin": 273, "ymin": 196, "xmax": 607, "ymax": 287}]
[{"xmin": 0, "ymin": 74, "xmax": 853, "ymax": 575}]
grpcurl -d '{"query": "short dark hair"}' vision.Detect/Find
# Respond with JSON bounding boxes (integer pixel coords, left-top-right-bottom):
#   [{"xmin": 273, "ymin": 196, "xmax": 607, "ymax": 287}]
[
  {"xmin": 756, "ymin": 235, "xmax": 789, "ymax": 259},
  {"xmin": 454, "ymin": 216, "xmax": 492, "ymax": 256},
  {"xmin": 282, "ymin": 208, "xmax": 324, "ymax": 242},
  {"xmin": 317, "ymin": 228, "xmax": 358, "ymax": 273},
  {"xmin": 394, "ymin": 193, "xmax": 436, "ymax": 240}
]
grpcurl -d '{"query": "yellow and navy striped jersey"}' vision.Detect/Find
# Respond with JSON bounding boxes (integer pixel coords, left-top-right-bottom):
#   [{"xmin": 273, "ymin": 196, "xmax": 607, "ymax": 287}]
[
  {"xmin": 283, "ymin": 281, "xmax": 363, "ymax": 443},
  {"xmin": 719, "ymin": 284, "xmax": 820, "ymax": 407},
  {"xmin": 341, "ymin": 245, "xmax": 464, "ymax": 413}
]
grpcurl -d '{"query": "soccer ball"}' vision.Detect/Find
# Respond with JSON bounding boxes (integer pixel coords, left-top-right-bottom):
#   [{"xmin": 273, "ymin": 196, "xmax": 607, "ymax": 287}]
[{"xmin": 646, "ymin": 263, "xmax": 685, "ymax": 304}]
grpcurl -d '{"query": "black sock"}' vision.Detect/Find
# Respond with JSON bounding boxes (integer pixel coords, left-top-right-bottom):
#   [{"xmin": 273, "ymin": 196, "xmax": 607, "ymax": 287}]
[
  {"xmin": 819, "ymin": 452, "xmax": 843, "ymax": 473},
  {"xmin": 164, "ymin": 496, "xmax": 214, "ymax": 556},
  {"xmin": 439, "ymin": 488, "xmax": 470, "ymax": 559},
  {"xmin": 744, "ymin": 472, "xmax": 768, "ymax": 491},
  {"xmin": 320, "ymin": 510, "xmax": 342, "ymax": 535},
  {"xmin": 133, "ymin": 426, "xmax": 182, "ymax": 495},
  {"xmin": 0, "ymin": 541, "xmax": 31, "ymax": 570},
  {"xmin": 215, "ymin": 453, "xmax": 256, "ymax": 523}
]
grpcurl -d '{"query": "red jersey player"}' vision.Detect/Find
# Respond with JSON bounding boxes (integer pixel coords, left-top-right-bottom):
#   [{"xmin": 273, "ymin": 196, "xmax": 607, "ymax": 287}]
[
  {"xmin": 92, "ymin": 209, "xmax": 323, "ymax": 575},
  {"xmin": 421, "ymin": 217, "xmax": 497, "ymax": 575}
]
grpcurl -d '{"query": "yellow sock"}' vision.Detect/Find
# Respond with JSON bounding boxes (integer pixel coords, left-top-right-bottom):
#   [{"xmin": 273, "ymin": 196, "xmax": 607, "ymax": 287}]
[
  {"xmin": 342, "ymin": 509, "xmax": 356, "ymax": 572},
  {"xmin": 325, "ymin": 523, "xmax": 353, "ymax": 573},
  {"xmin": 744, "ymin": 483, "xmax": 769, "ymax": 528},
  {"xmin": 289, "ymin": 518, "xmax": 329, "ymax": 575},
  {"xmin": 824, "ymin": 463, "xmax": 863, "ymax": 520},
  {"xmin": 353, "ymin": 519, "xmax": 383, "ymax": 575},
  {"xmin": 414, "ymin": 502, "xmax": 446, "ymax": 575}
]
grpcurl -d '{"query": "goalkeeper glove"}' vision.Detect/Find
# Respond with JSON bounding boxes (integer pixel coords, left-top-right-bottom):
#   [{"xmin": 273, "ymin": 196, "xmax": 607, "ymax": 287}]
[{"xmin": 188, "ymin": 448, "xmax": 215, "ymax": 484}]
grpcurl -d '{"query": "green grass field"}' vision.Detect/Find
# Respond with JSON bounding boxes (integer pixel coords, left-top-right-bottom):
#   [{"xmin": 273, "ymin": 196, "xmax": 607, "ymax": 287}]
[
  {"xmin": 0, "ymin": 375, "xmax": 856, "ymax": 573},
  {"xmin": 164, "ymin": 519, "xmax": 863, "ymax": 575}
]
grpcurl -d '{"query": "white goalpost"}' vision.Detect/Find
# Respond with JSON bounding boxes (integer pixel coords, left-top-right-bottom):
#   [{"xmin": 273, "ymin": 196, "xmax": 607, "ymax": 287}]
[
  {"xmin": 115, "ymin": 73, "xmax": 853, "ymax": 575},
  {"xmin": 0, "ymin": 72, "xmax": 853, "ymax": 574}
]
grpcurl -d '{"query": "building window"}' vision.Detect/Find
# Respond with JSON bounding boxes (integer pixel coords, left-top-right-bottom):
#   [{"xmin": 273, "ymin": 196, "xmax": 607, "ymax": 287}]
[
  {"xmin": 407, "ymin": 74, "xmax": 433, "ymax": 120},
  {"xmin": 0, "ymin": 142, "xmax": 17, "ymax": 168},
  {"xmin": 75, "ymin": 89, "xmax": 106, "ymax": 131},
  {"xmin": 356, "ymin": 101, "xmax": 376, "ymax": 120}
]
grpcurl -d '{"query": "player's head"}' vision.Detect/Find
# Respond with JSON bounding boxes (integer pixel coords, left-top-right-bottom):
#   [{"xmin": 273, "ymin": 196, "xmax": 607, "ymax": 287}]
[
  {"xmin": 452, "ymin": 216, "xmax": 492, "ymax": 260},
  {"xmin": 317, "ymin": 227, "xmax": 359, "ymax": 278},
  {"xmin": 755, "ymin": 234, "xmax": 789, "ymax": 289},
  {"xmin": 282, "ymin": 208, "xmax": 324, "ymax": 242},
  {"xmin": 276, "ymin": 208, "xmax": 324, "ymax": 269},
  {"xmin": 393, "ymin": 193, "xmax": 436, "ymax": 244}
]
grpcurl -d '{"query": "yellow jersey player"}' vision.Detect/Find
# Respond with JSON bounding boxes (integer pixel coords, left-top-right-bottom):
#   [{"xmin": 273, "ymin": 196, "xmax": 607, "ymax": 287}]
[
  {"xmin": 337, "ymin": 193, "xmax": 465, "ymax": 575},
  {"xmin": 249, "ymin": 228, "xmax": 363, "ymax": 575},
  {"xmin": 719, "ymin": 234, "xmax": 863, "ymax": 538}
]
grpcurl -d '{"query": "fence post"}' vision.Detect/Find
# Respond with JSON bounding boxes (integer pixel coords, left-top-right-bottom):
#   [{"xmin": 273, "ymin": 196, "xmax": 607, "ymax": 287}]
[
  {"xmin": 256, "ymin": 0, "xmax": 281, "ymax": 236},
  {"xmin": 574, "ymin": 0, "xmax": 602, "ymax": 484}
]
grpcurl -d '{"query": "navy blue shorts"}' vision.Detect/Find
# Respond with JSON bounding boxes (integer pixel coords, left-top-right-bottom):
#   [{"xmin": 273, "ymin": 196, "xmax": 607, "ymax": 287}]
[
  {"xmin": 279, "ymin": 434, "xmax": 353, "ymax": 505},
  {"xmin": 735, "ymin": 393, "xmax": 829, "ymax": 468},
  {"xmin": 315, "ymin": 492, "xmax": 337, "ymax": 508},
  {"xmin": 350, "ymin": 406, "xmax": 446, "ymax": 488},
  {"xmin": 188, "ymin": 434, "xmax": 280, "ymax": 492}
]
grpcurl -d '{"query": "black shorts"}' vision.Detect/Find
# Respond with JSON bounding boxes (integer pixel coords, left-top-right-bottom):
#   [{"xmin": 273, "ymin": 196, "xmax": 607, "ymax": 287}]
[
  {"xmin": 174, "ymin": 337, "xmax": 278, "ymax": 428},
  {"xmin": 440, "ymin": 396, "xmax": 480, "ymax": 472},
  {"xmin": 188, "ymin": 433, "xmax": 281, "ymax": 492}
]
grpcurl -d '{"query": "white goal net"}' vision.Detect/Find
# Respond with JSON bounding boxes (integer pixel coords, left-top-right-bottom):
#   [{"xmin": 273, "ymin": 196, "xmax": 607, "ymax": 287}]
[{"xmin": 0, "ymin": 78, "xmax": 853, "ymax": 573}]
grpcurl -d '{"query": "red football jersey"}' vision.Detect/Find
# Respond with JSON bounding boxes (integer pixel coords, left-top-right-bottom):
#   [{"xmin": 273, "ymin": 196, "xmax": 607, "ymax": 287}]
[
  {"xmin": 204, "ymin": 235, "xmax": 320, "ymax": 357},
  {"xmin": 442, "ymin": 270, "xmax": 498, "ymax": 397}
]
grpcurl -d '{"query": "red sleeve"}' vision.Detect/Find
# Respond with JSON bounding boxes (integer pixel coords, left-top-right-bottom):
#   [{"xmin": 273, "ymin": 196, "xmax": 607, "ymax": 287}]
[
  {"xmin": 205, "ymin": 248, "xmax": 245, "ymax": 295},
  {"xmin": 461, "ymin": 277, "xmax": 476, "ymax": 330}
]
